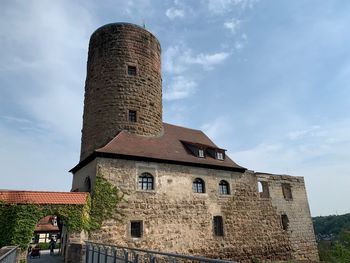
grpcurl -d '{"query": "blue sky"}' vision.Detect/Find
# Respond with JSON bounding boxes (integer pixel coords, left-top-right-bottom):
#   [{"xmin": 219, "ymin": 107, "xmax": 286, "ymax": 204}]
[{"xmin": 1, "ymin": 0, "xmax": 349, "ymax": 216}]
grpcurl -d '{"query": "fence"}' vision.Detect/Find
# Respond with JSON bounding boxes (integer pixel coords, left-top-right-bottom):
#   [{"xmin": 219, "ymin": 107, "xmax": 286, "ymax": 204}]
[
  {"xmin": 0, "ymin": 246, "xmax": 18, "ymax": 263},
  {"xmin": 85, "ymin": 242, "xmax": 236, "ymax": 263}
]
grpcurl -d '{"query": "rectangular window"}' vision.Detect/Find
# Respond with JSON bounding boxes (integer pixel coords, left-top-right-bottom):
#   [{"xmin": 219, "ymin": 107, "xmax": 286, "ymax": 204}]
[
  {"xmin": 128, "ymin": 65, "xmax": 137, "ymax": 76},
  {"xmin": 128, "ymin": 110, "xmax": 137, "ymax": 122},
  {"xmin": 258, "ymin": 181, "xmax": 270, "ymax": 198},
  {"xmin": 281, "ymin": 214, "xmax": 289, "ymax": 230},
  {"xmin": 216, "ymin": 152, "xmax": 224, "ymax": 160},
  {"xmin": 282, "ymin": 183, "xmax": 293, "ymax": 200},
  {"xmin": 213, "ymin": 216, "xmax": 224, "ymax": 236},
  {"xmin": 198, "ymin": 149, "xmax": 204, "ymax": 158},
  {"xmin": 130, "ymin": 221, "xmax": 143, "ymax": 238}
]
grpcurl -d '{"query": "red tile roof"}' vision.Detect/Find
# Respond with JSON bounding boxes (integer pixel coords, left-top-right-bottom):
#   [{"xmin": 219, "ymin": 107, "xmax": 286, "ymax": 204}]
[
  {"xmin": 0, "ymin": 191, "xmax": 88, "ymax": 205},
  {"xmin": 35, "ymin": 215, "xmax": 60, "ymax": 233},
  {"xmin": 93, "ymin": 123, "xmax": 245, "ymax": 171}
]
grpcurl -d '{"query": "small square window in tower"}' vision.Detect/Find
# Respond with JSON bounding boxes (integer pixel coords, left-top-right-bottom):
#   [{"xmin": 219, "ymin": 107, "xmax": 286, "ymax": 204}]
[
  {"xmin": 128, "ymin": 110, "xmax": 137, "ymax": 123},
  {"xmin": 213, "ymin": 216, "xmax": 224, "ymax": 236},
  {"xmin": 127, "ymin": 65, "xmax": 137, "ymax": 76},
  {"xmin": 130, "ymin": 221, "xmax": 143, "ymax": 238}
]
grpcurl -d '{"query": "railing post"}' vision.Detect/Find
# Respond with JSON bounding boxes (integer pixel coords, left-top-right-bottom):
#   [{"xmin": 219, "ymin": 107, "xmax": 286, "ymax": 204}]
[
  {"xmin": 150, "ymin": 254, "xmax": 155, "ymax": 263},
  {"xmin": 133, "ymin": 252, "xmax": 139, "ymax": 263},
  {"xmin": 97, "ymin": 246, "xmax": 101, "ymax": 263},
  {"xmin": 113, "ymin": 248, "xmax": 117, "ymax": 263},
  {"xmin": 85, "ymin": 243, "xmax": 89, "ymax": 263},
  {"xmin": 124, "ymin": 250, "xmax": 129, "ymax": 263},
  {"xmin": 104, "ymin": 246, "xmax": 108, "ymax": 263},
  {"xmin": 91, "ymin": 244, "xmax": 95, "ymax": 263}
]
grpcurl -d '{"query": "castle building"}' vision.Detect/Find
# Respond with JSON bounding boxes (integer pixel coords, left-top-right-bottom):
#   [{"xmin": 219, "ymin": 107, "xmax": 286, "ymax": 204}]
[{"xmin": 71, "ymin": 23, "xmax": 319, "ymax": 262}]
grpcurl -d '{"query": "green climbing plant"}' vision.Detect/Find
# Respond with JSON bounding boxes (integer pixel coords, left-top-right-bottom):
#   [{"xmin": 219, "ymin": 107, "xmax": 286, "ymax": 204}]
[{"xmin": 0, "ymin": 175, "xmax": 123, "ymax": 251}]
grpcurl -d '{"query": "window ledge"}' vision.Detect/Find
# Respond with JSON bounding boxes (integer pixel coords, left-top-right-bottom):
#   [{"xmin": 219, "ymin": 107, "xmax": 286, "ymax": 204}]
[{"xmin": 136, "ymin": 190, "xmax": 156, "ymax": 194}]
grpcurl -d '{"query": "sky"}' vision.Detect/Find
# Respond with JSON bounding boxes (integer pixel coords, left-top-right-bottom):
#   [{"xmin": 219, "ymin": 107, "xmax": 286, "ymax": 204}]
[{"xmin": 0, "ymin": 0, "xmax": 349, "ymax": 216}]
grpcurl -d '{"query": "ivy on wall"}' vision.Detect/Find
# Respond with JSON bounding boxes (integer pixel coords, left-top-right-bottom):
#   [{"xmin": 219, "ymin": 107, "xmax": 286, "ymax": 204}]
[
  {"xmin": 89, "ymin": 175, "xmax": 124, "ymax": 230},
  {"xmin": 0, "ymin": 175, "xmax": 123, "ymax": 251}
]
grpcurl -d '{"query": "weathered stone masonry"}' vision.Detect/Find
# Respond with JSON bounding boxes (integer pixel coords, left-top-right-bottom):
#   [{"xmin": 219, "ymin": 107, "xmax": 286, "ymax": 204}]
[
  {"xmin": 72, "ymin": 22, "xmax": 319, "ymax": 262},
  {"xmin": 80, "ymin": 23, "xmax": 163, "ymax": 161},
  {"xmin": 72, "ymin": 158, "xmax": 318, "ymax": 262}
]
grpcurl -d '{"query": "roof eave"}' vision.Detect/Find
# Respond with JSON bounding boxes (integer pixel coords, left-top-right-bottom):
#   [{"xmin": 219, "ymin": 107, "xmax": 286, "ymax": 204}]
[{"xmin": 70, "ymin": 151, "xmax": 246, "ymax": 174}]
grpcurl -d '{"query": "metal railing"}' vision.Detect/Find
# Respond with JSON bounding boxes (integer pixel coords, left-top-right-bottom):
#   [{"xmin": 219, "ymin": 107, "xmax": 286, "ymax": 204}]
[
  {"xmin": 0, "ymin": 246, "xmax": 18, "ymax": 263},
  {"xmin": 85, "ymin": 241, "xmax": 236, "ymax": 263}
]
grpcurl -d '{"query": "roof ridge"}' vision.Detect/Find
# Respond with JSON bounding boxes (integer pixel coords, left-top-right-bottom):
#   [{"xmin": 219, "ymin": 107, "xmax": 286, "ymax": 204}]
[
  {"xmin": 163, "ymin": 122, "xmax": 203, "ymax": 132},
  {"xmin": 0, "ymin": 190, "xmax": 87, "ymax": 194}
]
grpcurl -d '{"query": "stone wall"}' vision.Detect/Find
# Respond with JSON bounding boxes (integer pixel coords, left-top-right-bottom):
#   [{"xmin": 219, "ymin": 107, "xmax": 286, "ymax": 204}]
[
  {"xmin": 256, "ymin": 173, "xmax": 319, "ymax": 261},
  {"xmin": 80, "ymin": 23, "xmax": 163, "ymax": 160},
  {"xmin": 72, "ymin": 158, "xmax": 317, "ymax": 262}
]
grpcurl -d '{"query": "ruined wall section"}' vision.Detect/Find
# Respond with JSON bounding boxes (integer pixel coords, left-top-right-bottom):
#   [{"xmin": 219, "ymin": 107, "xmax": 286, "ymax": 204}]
[
  {"xmin": 80, "ymin": 23, "xmax": 163, "ymax": 161},
  {"xmin": 85, "ymin": 158, "xmax": 292, "ymax": 262},
  {"xmin": 256, "ymin": 173, "xmax": 319, "ymax": 262}
]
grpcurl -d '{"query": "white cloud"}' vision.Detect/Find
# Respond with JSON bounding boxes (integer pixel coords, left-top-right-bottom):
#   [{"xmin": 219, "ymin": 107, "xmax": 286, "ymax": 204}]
[
  {"xmin": 184, "ymin": 52, "xmax": 230, "ymax": 70},
  {"xmin": 287, "ymin": 125, "xmax": 321, "ymax": 140},
  {"xmin": 201, "ymin": 116, "xmax": 234, "ymax": 147},
  {"xmin": 163, "ymin": 45, "xmax": 230, "ymax": 73},
  {"xmin": 164, "ymin": 76, "xmax": 197, "ymax": 101},
  {"xmin": 224, "ymin": 18, "xmax": 241, "ymax": 33},
  {"xmin": 208, "ymin": 0, "xmax": 258, "ymax": 14},
  {"xmin": 232, "ymin": 120, "xmax": 350, "ymax": 215},
  {"xmin": 166, "ymin": 7, "xmax": 185, "ymax": 19}
]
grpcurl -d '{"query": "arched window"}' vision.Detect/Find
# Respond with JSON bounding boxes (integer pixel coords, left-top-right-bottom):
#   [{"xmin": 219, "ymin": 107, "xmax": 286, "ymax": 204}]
[
  {"xmin": 138, "ymin": 173, "xmax": 154, "ymax": 190},
  {"xmin": 193, "ymin": 178, "xmax": 205, "ymax": 193},
  {"xmin": 219, "ymin": 180, "xmax": 230, "ymax": 195},
  {"xmin": 84, "ymin": 177, "xmax": 91, "ymax": 192}
]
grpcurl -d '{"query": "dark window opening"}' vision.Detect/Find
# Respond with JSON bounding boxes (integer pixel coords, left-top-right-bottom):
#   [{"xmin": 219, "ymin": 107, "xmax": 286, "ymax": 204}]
[
  {"xmin": 213, "ymin": 216, "xmax": 224, "ymax": 236},
  {"xmin": 219, "ymin": 180, "xmax": 230, "ymax": 195},
  {"xmin": 138, "ymin": 173, "xmax": 154, "ymax": 190},
  {"xmin": 282, "ymin": 183, "xmax": 293, "ymax": 200},
  {"xmin": 258, "ymin": 181, "xmax": 270, "ymax": 198},
  {"xmin": 84, "ymin": 177, "xmax": 91, "ymax": 193},
  {"xmin": 193, "ymin": 178, "xmax": 205, "ymax": 193},
  {"xmin": 281, "ymin": 214, "xmax": 289, "ymax": 230},
  {"xmin": 131, "ymin": 221, "xmax": 143, "ymax": 238},
  {"xmin": 128, "ymin": 65, "xmax": 137, "ymax": 76},
  {"xmin": 128, "ymin": 110, "xmax": 137, "ymax": 123}
]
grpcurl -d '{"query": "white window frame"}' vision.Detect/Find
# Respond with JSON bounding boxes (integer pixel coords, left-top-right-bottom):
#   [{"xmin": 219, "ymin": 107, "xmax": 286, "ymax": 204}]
[
  {"xmin": 216, "ymin": 152, "xmax": 224, "ymax": 160},
  {"xmin": 198, "ymin": 149, "xmax": 205, "ymax": 158}
]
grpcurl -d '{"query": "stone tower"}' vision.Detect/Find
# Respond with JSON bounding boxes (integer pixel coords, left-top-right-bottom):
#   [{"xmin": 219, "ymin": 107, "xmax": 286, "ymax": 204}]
[{"xmin": 80, "ymin": 23, "xmax": 163, "ymax": 161}]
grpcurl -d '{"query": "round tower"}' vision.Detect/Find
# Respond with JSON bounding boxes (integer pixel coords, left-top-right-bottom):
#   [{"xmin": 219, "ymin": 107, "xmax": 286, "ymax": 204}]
[{"xmin": 80, "ymin": 23, "xmax": 163, "ymax": 161}]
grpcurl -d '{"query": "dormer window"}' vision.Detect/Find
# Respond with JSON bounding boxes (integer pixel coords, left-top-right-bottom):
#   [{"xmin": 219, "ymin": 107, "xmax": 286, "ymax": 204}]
[
  {"xmin": 216, "ymin": 152, "xmax": 224, "ymax": 160},
  {"xmin": 198, "ymin": 149, "xmax": 205, "ymax": 158}
]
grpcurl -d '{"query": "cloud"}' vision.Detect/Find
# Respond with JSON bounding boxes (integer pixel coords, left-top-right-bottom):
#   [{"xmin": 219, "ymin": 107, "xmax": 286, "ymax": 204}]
[
  {"xmin": 184, "ymin": 52, "xmax": 230, "ymax": 70},
  {"xmin": 201, "ymin": 116, "xmax": 234, "ymax": 147},
  {"xmin": 164, "ymin": 76, "xmax": 197, "ymax": 100},
  {"xmin": 287, "ymin": 125, "xmax": 321, "ymax": 140},
  {"xmin": 207, "ymin": 0, "xmax": 258, "ymax": 14},
  {"xmin": 163, "ymin": 45, "xmax": 230, "ymax": 73},
  {"xmin": 231, "ymin": 120, "xmax": 350, "ymax": 215},
  {"xmin": 166, "ymin": 7, "xmax": 185, "ymax": 19},
  {"xmin": 224, "ymin": 18, "xmax": 241, "ymax": 33}
]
